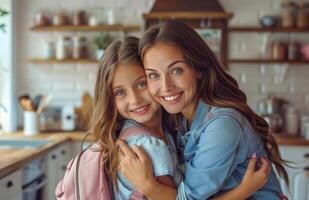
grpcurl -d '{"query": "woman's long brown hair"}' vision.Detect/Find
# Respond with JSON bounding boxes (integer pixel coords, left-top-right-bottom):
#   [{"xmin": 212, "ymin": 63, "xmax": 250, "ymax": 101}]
[
  {"xmin": 89, "ymin": 36, "xmax": 142, "ymax": 186},
  {"xmin": 138, "ymin": 20, "xmax": 289, "ymax": 185}
]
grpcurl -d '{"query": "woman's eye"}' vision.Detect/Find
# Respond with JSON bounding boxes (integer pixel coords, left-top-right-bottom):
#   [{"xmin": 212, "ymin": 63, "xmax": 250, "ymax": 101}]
[
  {"xmin": 171, "ymin": 67, "xmax": 183, "ymax": 75},
  {"xmin": 114, "ymin": 89, "xmax": 126, "ymax": 96},
  {"xmin": 137, "ymin": 82, "xmax": 147, "ymax": 89},
  {"xmin": 148, "ymin": 73, "xmax": 159, "ymax": 79}
]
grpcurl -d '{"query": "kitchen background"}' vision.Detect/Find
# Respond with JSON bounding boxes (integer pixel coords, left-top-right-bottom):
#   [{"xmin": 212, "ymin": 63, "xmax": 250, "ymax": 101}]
[
  {"xmin": 1, "ymin": 0, "xmax": 309, "ymax": 199},
  {"xmin": 0, "ymin": 0, "xmax": 308, "ymax": 134}
]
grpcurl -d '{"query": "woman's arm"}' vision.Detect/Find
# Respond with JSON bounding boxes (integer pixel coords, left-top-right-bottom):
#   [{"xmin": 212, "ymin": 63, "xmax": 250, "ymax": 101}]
[{"xmin": 118, "ymin": 141, "xmax": 269, "ymax": 200}]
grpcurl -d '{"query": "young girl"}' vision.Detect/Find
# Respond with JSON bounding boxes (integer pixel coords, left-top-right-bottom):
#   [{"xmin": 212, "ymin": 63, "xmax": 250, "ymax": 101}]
[
  {"xmin": 57, "ymin": 36, "xmax": 269, "ymax": 200},
  {"xmin": 117, "ymin": 21, "xmax": 289, "ymax": 200}
]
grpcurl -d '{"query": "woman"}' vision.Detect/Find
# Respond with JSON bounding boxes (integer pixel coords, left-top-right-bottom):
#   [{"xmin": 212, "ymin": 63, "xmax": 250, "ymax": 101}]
[{"xmin": 117, "ymin": 20, "xmax": 289, "ymax": 199}]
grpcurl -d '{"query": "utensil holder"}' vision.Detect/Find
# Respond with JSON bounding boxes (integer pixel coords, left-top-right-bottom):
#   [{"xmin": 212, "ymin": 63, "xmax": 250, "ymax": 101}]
[{"xmin": 24, "ymin": 111, "xmax": 39, "ymax": 136}]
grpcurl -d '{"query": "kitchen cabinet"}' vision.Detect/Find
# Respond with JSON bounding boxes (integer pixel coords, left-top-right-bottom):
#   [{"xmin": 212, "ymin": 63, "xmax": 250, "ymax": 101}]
[
  {"xmin": 279, "ymin": 145, "xmax": 309, "ymax": 199},
  {"xmin": 228, "ymin": 26, "xmax": 309, "ymax": 65},
  {"xmin": 0, "ymin": 170, "xmax": 22, "ymax": 200},
  {"xmin": 44, "ymin": 142, "xmax": 72, "ymax": 200}
]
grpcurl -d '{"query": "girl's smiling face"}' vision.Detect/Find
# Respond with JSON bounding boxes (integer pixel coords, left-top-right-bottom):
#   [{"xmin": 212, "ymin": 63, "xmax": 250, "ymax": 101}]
[
  {"xmin": 143, "ymin": 43, "xmax": 199, "ymax": 120},
  {"xmin": 112, "ymin": 62, "xmax": 161, "ymax": 125}
]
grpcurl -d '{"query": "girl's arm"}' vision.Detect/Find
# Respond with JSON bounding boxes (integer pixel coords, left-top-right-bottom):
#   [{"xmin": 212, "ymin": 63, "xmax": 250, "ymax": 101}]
[
  {"xmin": 118, "ymin": 140, "xmax": 269, "ymax": 200},
  {"xmin": 211, "ymin": 154, "xmax": 269, "ymax": 200}
]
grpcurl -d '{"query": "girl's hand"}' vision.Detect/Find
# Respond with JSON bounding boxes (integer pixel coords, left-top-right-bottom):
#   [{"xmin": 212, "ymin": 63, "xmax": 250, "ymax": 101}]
[
  {"xmin": 240, "ymin": 154, "xmax": 270, "ymax": 194},
  {"xmin": 117, "ymin": 139, "xmax": 157, "ymax": 195}
]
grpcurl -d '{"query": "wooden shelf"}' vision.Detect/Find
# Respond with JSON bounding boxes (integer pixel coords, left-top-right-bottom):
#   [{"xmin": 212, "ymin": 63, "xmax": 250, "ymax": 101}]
[
  {"xmin": 228, "ymin": 59, "xmax": 309, "ymax": 64},
  {"xmin": 143, "ymin": 12, "xmax": 234, "ymax": 20},
  {"xmin": 229, "ymin": 26, "xmax": 309, "ymax": 33},
  {"xmin": 30, "ymin": 24, "xmax": 141, "ymax": 32},
  {"xmin": 28, "ymin": 58, "xmax": 99, "ymax": 64}
]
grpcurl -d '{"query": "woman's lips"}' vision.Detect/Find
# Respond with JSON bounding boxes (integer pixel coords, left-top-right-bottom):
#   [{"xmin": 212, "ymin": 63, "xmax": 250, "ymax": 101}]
[{"xmin": 160, "ymin": 92, "xmax": 182, "ymax": 104}]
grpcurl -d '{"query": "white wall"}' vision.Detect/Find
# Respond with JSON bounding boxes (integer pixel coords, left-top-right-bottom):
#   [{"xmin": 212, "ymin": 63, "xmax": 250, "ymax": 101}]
[
  {"xmin": 220, "ymin": 0, "xmax": 309, "ymax": 110},
  {"xmin": 15, "ymin": 0, "xmax": 309, "ymax": 126}
]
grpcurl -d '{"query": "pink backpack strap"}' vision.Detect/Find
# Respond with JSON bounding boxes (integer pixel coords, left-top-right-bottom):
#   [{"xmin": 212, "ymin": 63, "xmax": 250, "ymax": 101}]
[{"xmin": 119, "ymin": 125, "xmax": 160, "ymax": 200}]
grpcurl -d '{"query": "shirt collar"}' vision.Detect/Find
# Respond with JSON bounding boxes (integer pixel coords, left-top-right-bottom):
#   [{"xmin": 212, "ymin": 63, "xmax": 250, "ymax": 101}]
[{"xmin": 190, "ymin": 99, "xmax": 209, "ymax": 131}]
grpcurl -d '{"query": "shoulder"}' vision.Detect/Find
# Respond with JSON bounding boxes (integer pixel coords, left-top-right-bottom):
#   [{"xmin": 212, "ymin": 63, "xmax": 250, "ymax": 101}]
[{"xmin": 199, "ymin": 107, "xmax": 244, "ymax": 144}]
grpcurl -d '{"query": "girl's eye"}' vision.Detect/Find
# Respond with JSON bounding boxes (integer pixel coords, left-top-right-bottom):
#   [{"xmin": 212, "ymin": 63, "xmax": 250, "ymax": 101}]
[
  {"xmin": 114, "ymin": 89, "xmax": 126, "ymax": 97},
  {"xmin": 148, "ymin": 73, "xmax": 159, "ymax": 79},
  {"xmin": 137, "ymin": 81, "xmax": 147, "ymax": 89},
  {"xmin": 171, "ymin": 67, "xmax": 183, "ymax": 75}
]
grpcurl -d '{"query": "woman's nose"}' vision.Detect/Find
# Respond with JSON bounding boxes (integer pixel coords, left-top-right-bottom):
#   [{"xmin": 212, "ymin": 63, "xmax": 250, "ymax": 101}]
[{"xmin": 161, "ymin": 75, "xmax": 174, "ymax": 92}]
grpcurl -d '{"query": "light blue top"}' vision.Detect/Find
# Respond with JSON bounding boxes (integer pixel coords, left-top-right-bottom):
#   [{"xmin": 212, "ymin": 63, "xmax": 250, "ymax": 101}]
[
  {"xmin": 176, "ymin": 100, "xmax": 282, "ymax": 200},
  {"xmin": 115, "ymin": 119, "xmax": 182, "ymax": 200}
]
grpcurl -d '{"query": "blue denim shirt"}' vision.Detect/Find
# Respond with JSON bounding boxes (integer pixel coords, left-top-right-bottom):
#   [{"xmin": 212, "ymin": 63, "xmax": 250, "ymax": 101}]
[{"xmin": 176, "ymin": 100, "xmax": 282, "ymax": 200}]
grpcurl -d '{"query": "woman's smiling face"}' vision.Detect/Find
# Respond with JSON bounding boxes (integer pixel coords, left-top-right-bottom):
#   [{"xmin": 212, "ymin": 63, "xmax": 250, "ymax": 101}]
[{"xmin": 143, "ymin": 42, "xmax": 199, "ymax": 119}]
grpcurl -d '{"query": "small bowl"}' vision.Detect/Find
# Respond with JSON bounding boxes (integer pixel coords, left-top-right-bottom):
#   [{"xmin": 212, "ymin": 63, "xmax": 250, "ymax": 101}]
[{"xmin": 259, "ymin": 16, "xmax": 278, "ymax": 28}]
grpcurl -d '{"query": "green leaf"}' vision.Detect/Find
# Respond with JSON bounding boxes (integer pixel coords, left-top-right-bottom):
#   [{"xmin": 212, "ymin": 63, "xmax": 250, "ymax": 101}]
[
  {"xmin": 0, "ymin": 24, "xmax": 6, "ymax": 33},
  {"xmin": 0, "ymin": 8, "xmax": 9, "ymax": 16}
]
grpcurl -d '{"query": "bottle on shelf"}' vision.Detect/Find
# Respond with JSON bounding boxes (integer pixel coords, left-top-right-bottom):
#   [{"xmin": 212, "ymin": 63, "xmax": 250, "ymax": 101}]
[
  {"xmin": 56, "ymin": 36, "xmax": 72, "ymax": 60},
  {"xmin": 281, "ymin": 1, "xmax": 296, "ymax": 28}
]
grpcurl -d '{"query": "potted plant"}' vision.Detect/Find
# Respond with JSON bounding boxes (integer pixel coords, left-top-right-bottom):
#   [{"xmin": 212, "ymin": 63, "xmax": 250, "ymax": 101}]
[
  {"xmin": 91, "ymin": 32, "xmax": 113, "ymax": 60},
  {"xmin": 0, "ymin": 8, "xmax": 9, "ymax": 33}
]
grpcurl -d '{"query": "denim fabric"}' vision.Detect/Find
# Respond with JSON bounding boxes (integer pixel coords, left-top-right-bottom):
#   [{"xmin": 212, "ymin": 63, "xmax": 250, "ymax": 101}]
[
  {"xmin": 115, "ymin": 120, "xmax": 181, "ymax": 200},
  {"xmin": 176, "ymin": 100, "xmax": 282, "ymax": 200}
]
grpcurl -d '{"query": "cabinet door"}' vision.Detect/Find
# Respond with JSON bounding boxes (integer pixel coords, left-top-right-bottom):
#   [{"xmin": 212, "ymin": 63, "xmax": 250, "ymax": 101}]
[
  {"xmin": 45, "ymin": 142, "xmax": 73, "ymax": 200},
  {"xmin": 45, "ymin": 148, "xmax": 59, "ymax": 200},
  {"xmin": 293, "ymin": 172, "xmax": 309, "ymax": 200},
  {"xmin": 0, "ymin": 170, "xmax": 22, "ymax": 200},
  {"xmin": 56, "ymin": 142, "xmax": 72, "ymax": 180},
  {"xmin": 7, "ymin": 192, "xmax": 22, "ymax": 200},
  {"xmin": 279, "ymin": 146, "xmax": 309, "ymax": 199}
]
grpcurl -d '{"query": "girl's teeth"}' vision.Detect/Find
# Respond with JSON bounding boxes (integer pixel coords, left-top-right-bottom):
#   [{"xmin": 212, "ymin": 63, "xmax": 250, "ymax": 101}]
[
  {"xmin": 164, "ymin": 94, "xmax": 180, "ymax": 102},
  {"xmin": 134, "ymin": 106, "xmax": 147, "ymax": 112}
]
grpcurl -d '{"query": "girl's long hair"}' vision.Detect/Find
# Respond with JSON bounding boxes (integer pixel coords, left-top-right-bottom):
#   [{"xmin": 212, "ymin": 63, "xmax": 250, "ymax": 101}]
[
  {"xmin": 138, "ymin": 20, "xmax": 289, "ymax": 185},
  {"xmin": 89, "ymin": 36, "xmax": 142, "ymax": 186}
]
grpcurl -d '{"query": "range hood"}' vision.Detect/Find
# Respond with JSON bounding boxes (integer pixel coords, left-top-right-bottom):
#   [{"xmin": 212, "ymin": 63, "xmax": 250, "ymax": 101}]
[
  {"xmin": 143, "ymin": 0, "xmax": 233, "ymax": 21},
  {"xmin": 142, "ymin": 0, "xmax": 233, "ymax": 69}
]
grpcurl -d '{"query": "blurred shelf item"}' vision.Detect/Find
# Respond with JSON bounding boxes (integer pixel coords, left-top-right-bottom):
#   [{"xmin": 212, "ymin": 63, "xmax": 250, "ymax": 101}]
[
  {"xmin": 28, "ymin": 58, "xmax": 98, "ymax": 64},
  {"xmin": 228, "ymin": 59, "xmax": 309, "ymax": 64},
  {"xmin": 143, "ymin": 12, "xmax": 233, "ymax": 20},
  {"xmin": 30, "ymin": 24, "xmax": 141, "ymax": 32},
  {"xmin": 229, "ymin": 26, "xmax": 309, "ymax": 33}
]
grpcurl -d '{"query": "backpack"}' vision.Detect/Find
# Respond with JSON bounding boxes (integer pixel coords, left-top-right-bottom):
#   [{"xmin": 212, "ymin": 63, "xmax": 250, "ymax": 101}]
[{"xmin": 55, "ymin": 126, "xmax": 159, "ymax": 200}]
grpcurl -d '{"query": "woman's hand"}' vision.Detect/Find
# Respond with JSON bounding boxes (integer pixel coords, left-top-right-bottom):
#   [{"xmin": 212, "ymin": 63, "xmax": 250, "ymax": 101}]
[
  {"xmin": 240, "ymin": 154, "xmax": 270, "ymax": 194},
  {"xmin": 117, "ymin": 139, "xmax": 157, "ymax": 195}
]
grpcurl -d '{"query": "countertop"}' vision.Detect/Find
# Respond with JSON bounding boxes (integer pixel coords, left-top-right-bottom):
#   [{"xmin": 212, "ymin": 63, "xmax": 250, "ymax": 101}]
[
  {"xmin": 0, "ymin": 131, "xmax": 95, "ymax": 178},
  {"xmin": 0, "ymin": 131, "xmax": 308, "ymax": 178}
]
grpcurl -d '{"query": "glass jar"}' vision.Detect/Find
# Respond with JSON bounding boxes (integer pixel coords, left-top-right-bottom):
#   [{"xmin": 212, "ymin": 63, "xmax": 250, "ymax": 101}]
[
  {"xmin": 72, "ymin": 10, "xmax": 87, "ymax": 26},
  {"xmin": 53, "ymin": 11, "xmax": 69, "ymax": 26},
  {"xmin": 272, "ymin": 41, "xmax": 287, "ymax": 60},
  {"xmin": 44, "ymin": 41, "xmax": 55, "ymax": 59},
  {"xmin": 284, "ymin": 106, "xmax": 299, "ymax": 135},
  {"xmin": 296, "ymin": 2, "xmax": 309, "ymax": 28},
  {"xmin": 34, "ymin": 11, "xmax": 50, "ymax": 26},
  {"xmin": 72, "ymin": 36, "xmax": 88, "ymax": 59},
  {"xmin": 56, "ymin": 36, "xmax": 72, "ymax": 60},
  {"xmin": 288, "ymin": 41, "xmax": 300, "ymax": 60},
  {"xmin": 281, "ymin": 1, "xmax": 295, "ymax": 27}
]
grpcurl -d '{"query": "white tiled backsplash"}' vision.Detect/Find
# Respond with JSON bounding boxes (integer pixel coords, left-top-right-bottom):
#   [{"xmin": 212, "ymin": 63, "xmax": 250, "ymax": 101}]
[{"xmin": 16, "ymin": 0, "xmax": 309, "ymax": 126}]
